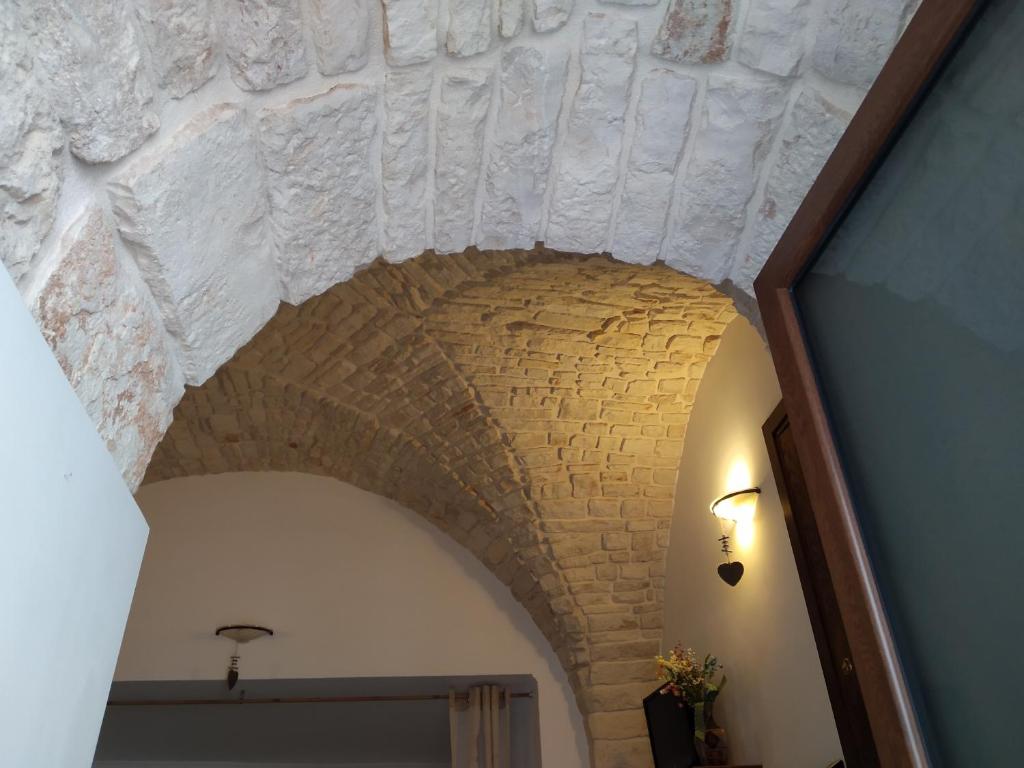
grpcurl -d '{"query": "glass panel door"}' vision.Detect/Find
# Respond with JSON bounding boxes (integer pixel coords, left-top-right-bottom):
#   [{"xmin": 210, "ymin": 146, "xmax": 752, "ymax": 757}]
[{"xmin": 795, "ymin": 1, "xmax": 1024, "ymax": 764}]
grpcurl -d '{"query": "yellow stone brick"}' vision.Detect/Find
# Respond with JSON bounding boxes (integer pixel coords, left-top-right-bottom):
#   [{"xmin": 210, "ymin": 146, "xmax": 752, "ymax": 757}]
[{"xmin": 145, "ymin": 248, "xmax": 735, "ymax": 761}]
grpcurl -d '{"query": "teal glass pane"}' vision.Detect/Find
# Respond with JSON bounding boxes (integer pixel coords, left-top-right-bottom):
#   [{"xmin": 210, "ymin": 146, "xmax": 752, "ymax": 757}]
[{"xmin": 794, "ymin": 1, "xmax": 1024, "ymax": 765}]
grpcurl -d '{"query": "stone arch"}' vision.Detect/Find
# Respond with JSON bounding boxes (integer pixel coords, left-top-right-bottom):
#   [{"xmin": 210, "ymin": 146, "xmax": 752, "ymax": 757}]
[
  {"xmin": 2, "ymin": 0, "xmax": 917, "ymax": 764},
  {"xmin": 1, "ymin": 0, "xmax": 908, "ymax": 483},
  {"xmin": 144, "ymin": 249, "xmax": 735, "ymax": 764}
]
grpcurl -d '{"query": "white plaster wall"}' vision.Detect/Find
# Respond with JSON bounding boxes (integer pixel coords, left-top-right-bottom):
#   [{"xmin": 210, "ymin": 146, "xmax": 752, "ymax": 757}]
[
  {"xmin": 0, "ymin": 268, "xmax": 149, "ymax": 767},
  {"xmin": 120, "ymin": 472, "xmax": 589, "ymax": 768},
  {"xmin": 662, "ymin": 317, "xmax": 843, "ymax": 767}
]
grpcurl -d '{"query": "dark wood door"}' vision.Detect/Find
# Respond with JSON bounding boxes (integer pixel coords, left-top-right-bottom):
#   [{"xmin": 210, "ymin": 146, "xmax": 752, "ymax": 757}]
[
  {"xmin": 763, "ymin": 403, "xmax": 878, "ymax": 768},
  {"xmin": 753, "ymin": 2, "xmax": 986, "ymax": 763}
]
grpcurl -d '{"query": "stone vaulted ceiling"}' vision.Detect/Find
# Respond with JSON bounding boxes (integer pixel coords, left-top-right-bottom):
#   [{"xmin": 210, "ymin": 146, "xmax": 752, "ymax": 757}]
[
  {"xmin": 145, "ymin": 249, "xmax": 735, "ymax": 765},
  {"xmin": 1, "ymin": 0, "xmax": 920, "ymax": 765}
]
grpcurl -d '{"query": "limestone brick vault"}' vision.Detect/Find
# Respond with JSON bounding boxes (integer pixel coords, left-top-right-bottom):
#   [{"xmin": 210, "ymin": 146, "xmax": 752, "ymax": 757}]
[{"xmin": 146, "ymin": 249, "xmax": 734, "ymax": 765}]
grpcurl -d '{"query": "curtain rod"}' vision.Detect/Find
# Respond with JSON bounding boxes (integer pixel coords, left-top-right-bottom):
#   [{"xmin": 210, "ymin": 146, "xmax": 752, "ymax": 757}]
[{"xmin": 107, "ymin": 692, "xmax": 534, "ymax": 707}]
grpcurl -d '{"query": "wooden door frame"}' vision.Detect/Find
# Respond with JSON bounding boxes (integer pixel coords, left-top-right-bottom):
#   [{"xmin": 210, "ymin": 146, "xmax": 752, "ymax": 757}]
[
  {"xmin": 753, "ymin": 0, "xmax": 984, "ymax": 765},
  {"xmin": 762, "ymin": 403, "xmax": 876, "ymax": 766}
]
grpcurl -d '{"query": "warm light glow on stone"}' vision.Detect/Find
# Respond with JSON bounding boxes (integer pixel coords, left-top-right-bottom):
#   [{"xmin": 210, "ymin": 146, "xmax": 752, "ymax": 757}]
[{"xmin": 142, "ymin": 248, "xmax": 737, "ymax": 766}]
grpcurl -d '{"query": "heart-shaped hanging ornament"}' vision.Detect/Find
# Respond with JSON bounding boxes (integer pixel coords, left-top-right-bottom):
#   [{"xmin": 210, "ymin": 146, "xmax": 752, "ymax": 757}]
[{"xmin": 717, "ymin": 561, "xmax": 744, "ymax": 586}]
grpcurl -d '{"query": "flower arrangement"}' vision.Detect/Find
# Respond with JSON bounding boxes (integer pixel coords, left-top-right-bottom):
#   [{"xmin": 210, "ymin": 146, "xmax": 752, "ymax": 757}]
[{"xmin": 655, "ymin": 645, "xmax": 727, "ymax": 743}]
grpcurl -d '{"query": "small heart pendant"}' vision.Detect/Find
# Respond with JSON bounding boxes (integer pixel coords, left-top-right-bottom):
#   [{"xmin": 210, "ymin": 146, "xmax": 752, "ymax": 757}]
[{"xmin": 717, "ymin": 561, "xmax": 744, "ymax": 586}]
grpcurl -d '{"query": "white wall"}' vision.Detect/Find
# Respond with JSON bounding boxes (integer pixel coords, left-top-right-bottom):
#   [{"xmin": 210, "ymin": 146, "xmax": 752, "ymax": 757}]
[
  {"xmin": 662, "ymin": 317, "xmax": 843, "ymax": 767},
  {"xmin": 0, "ymin": 270, "xmax": 148, "ymax": 766},
  {"xmin": 120, "ymin": 473, "xmax": 589, "ymax": 768}
]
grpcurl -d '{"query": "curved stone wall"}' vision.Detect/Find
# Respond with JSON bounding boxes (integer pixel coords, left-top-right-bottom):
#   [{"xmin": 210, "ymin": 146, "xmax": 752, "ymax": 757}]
[{"xmin": 145, "ymin": 249, "xmax": 735, "ymax": 765}]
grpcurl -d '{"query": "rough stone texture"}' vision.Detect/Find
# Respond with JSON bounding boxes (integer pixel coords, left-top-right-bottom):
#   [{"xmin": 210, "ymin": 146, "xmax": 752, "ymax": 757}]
[
  {"xmin": 546, "ymin": 14, "xmax": 638, "ymax": 254},
  {"xmin": 308, "ymin": 0, "xmax": 371, "ymax": 74},
  {"xmin": 732, "ymin": 89, "xmax": 850, "ymax": 291},
  {"xmin": 259, "ymin": 85, "xmax": 379, "ymax": 305},
  {"xmin": 21, "ymin": 0, "xmax": 159, "ymax": 163},
  {"xmin": 812, "ymin": 0, "xmax": 913, "ymax": 89},
  {"xmin": 448, "ymin": 0, "xmax": 493, "ymax": 57},
  {"xmin": 533, "ymin": 0, "xmax": 574, "ymax": 33},
  {"xmin": 611, "ymin": 70, "xmax": 696, "ymax": 265},
  {"xmin": 662, "ymin": 74, "xmax": 788, "ymax": 283},
  {"xmin": 736, "ymin": 0, "xmax": 809, "ymax": 77},
  {"xmin": 108, "ymin": 104, "xmax": 280, "ymax": 384},
  {"xmin": 382, "ymin": 0, "xmax": 438, "ymax": 66},
  {"xmin": 146, "ymin": 249, "xmax": 734, "ymax": 768},
  {"xmin": 598, "ymin": 0, "xmax": 658, "ymax": 6},
  {"xmin": 499, "ymin": 0, "xmax": 524, "ymax": 38},
  {"xmin": 589, "ymin": 708, "xmax": 649, "ymax": 739},
  {"xmin": 136, "ymin": 0, "xmax": 219, "ymax": 98},
  {"xmin": 3, "ymin": 0, "xmax": 874, "ymax": 334},
  {"xmin": 479, "ymin": 47, "xmax": 569, "ymax": 249},
  {"xmin": 218, "ymin": 0, "xmax": 308, "ymax": 91},
  {"xmin": 434, "ymin": 71, "xmax": 493, "ymax": 254},
  {"xmin": 593, "ymin": 737, "xmax": 656, "ymax": 768},
  {"xmin": 32, "ymin": 208, "xmax": 184, "ymax": 490},
  {"xmin": 0, "ymin": 11, "xmax": 64, "ymax": 286},
  {"xmin": 382, "ymin": 71, "xmax": 433, "ymax": 262},
  {"xmin": 652, "ymin": 0, "xmax": 733, "ymax": 64}
]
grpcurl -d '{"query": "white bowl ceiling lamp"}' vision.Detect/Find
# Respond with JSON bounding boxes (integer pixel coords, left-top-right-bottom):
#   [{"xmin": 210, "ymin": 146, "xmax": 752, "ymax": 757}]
[{"xmin": 215, "ymin": 624, "xmax": 274, "ymax": 690}]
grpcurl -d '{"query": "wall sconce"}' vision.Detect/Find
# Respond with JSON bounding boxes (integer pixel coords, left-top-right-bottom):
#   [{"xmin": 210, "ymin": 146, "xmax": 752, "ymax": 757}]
[
  {"xmin": 710, "ymin": 488, "xmax": 760, "ymax": 586},
  {"xmin": 216, "ymin": 624, "xmax": 274, "ymax": 690}
]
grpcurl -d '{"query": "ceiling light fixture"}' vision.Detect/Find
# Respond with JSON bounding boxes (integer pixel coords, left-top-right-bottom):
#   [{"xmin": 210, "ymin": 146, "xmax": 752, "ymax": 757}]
[{"xmin": 215, "ymin": 624, "xmax": 274, "ymax": 690}]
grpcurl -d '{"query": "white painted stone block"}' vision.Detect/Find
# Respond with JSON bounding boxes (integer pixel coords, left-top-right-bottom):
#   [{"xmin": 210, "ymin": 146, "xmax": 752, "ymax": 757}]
[
  {"xmin": 22, "ymin": 0, "xmax": 159, "ymax": 163},
  {"xmin": 448, "ymin": 0, "xmax": 493, "ymax": 57},
  {"xmin": 533, "ymin": 0, "xmax": 574, "ymax": 33},
  {"xmin": 308, "ymin": 0, "xmax": 371, "ymax": 75},
  {"xmin": 31, "ymin": 208, "xmax": 185, "ymax": 489},
  {"xmin": 479, "ymin": 46, "xmax": 569, "ymax": 250},
  {"xmin": 136, "ymin": 0, "xmax": 219, "ymax": 98},
  {"xmin": 652, "ymin": 0, "xmax": 734, "ymax": 64},
  {"xmin": 611, "ymin": 70, "xmax": 697, "ymax": 265},
  {"xmin": 546, "ymin": 14, "xmax": 638, "ymax": 254},
  {"xmin": 108, "ymin": 105, "xmax": 280, "ymax": 384},
  {"xmin": 731, "ymin": 88, "xmax": 850, "ymax": 292},
  {"xmin": 499, "ymin": 0, "xmax": 524, "ymax": 38},
  {"xmin": 435, "ymin": 70, "xmax": 493, "ymax": 254},
  {"xmin": 599, "ymin": 0, "xmax": 659, "ymax": 6},
  {"xmin": 736, "ymin": 0, "xmax": 809, "ymax": 77},
  {"xmin": 0, "ymin": 12, "xmax": 63, "ymax": 286},
  {"xmin": 260, "ymin": 85, "xmax": 379, "ymax": 305},
  {"xmin": 382, "ymin": 0, "xmax": 438, "ymax": 66},
  {"xmin": 661, "ymin": 73, "xmax": 788, "ymax": 283},
  {"xmin": 812, "ymin": 0, "xmax": 913, "ymax": 89},
  {"xmin": 219, "ymin": 0, "xmax": 308, "ymax": 91},
  {"xmin": 382, "ymin": 72, "xmax": 433, "ymax": 262}
]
